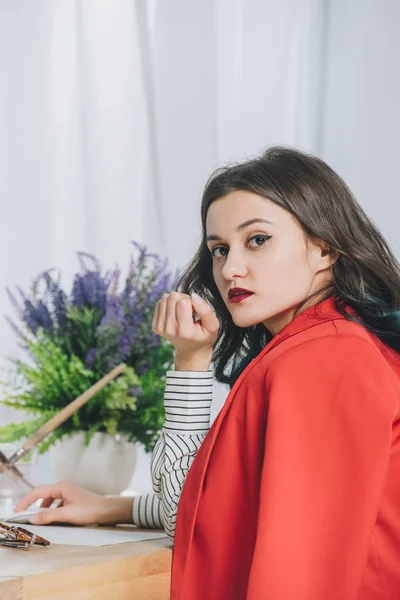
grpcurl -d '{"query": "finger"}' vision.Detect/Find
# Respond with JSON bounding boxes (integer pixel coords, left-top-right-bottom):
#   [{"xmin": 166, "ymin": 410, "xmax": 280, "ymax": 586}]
[
  {"xmin": 152, "ymin": 300, "xmax": 160, "ymax": 331},
  {"xmin": 40, "ymin": 497, "xmax": 56, "ymax": 508},
  {"xmin": 175, "ymin": 298, "xmax": 196, "ymax": 334},
  {"xmin": 28, "ymin": 506, "xmax": 70, "ymax": 525},
  {"xmin": 190, "ymin": 293, "xmax": 220, "ymax": 333},
  {"xmin": 13, "ymin": 483, "xmax": 65, "ymax": 512},
  {"xmin": 155, "ymin": 293, "xmax": 169, "ymax": 331},
  {"xmin": 165, "ymin": 292, "xmax": 187, "ymax": 335}
]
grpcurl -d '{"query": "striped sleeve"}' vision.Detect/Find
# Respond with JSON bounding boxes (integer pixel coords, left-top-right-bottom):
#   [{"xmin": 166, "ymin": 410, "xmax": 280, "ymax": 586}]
[
  {"xmin": 132, "ymin": 492, "xmax": 164, "ymax": 529},
  {"xmin": 150, "ymin": 369, "xmax": 213, "ymax": 543}
]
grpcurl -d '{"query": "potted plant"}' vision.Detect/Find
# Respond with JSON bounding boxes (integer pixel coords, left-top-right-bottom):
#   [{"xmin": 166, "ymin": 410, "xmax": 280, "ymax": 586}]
[{"xmin": 0, "ymin": 242, "xmax": 179, "ymax": 494}]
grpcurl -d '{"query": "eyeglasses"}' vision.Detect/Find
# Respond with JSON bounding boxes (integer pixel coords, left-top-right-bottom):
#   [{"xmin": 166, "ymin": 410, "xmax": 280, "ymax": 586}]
[{"xmin": 0, "ymin": 521, "xmax": 50, "ymax": 550}]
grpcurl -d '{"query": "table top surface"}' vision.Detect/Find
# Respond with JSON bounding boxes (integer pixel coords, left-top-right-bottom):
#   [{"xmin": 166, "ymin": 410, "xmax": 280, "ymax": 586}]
[{"xmin": 0, "ymin": 524, "xmax": 173, "ymax": 580}]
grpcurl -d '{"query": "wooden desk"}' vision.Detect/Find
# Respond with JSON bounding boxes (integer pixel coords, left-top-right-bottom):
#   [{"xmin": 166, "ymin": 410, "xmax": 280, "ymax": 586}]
[{"xmin": 0, "ymin": 525, "xmax": 173, "ymax": 600}]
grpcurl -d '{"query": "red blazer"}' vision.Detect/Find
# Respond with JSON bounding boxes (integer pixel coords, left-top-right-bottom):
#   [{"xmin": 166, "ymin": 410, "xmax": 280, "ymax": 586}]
[{"xmin": 171, "ymin": 296, "xmax": 400, "ymax": 599}]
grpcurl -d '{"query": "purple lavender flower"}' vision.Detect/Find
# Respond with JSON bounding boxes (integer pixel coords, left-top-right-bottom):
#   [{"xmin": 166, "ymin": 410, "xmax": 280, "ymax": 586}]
[
  {"xmin": 149, "ymin": 330, "xmax": 161, "ymax": 348},
  {"xmin": 17, "ymin": 292, "xmax": 54, "ymax": 334},
  {"xmin": 5, "ymin": 241, "xmax": 179, "ymax": 382},
  {"xmin": 52, "ymin": 287, "xmax": 68, "ymax": 328},
  {"xmin": 6, "ymin": 273, "xmax": 66, "ymax": 337},
  {"xmin": 147, "ymin": 273, "xmax": 171, "ymax": 304},
  {"xmin": 131, "ymin": 241, "xmax": 147, "ymax": 256},
  {"xmin": 72, "ymin": 272, "xmax": 108, "ymax": 315},
  {"xmin": 77, "ymin": 252, "xmax": 101, "ymax": 273},
  {"xmin": 127, "ymin": 256, "xmax": 135, "ymax": 279},
  {"xmin": 120, "ymin": 258, "xmax": 135, "ymax": 303},
  {"xmin": 36, "ymin": 300, "xmax": 53, "ymax": 330},
  {"xmin": 104, "ymin": 268, "xmax": 116, "ymax": 289},
  {"xmin": 35, "ymin": 270, "xmax": 68, "ymax": 329},
  {"xmin": 100, "ymin": 296, "xmax": 124, "ymax": 326},
  {"xmin": 108, "ymin": 248, "xmax": 176, "ymax": 363},
  {"xmin": 119, "ymin": 331, "xmax": 132, "ymax": 361},
  {"xmin": 110, "ymin": 269, "xmax": 121, "ymax": 296}
]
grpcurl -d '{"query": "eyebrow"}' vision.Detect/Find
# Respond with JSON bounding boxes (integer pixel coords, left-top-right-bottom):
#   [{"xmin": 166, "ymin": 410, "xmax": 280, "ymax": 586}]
[{"xmin": 206, "ymin": 218, "xmax": 274, "ymax": 242}]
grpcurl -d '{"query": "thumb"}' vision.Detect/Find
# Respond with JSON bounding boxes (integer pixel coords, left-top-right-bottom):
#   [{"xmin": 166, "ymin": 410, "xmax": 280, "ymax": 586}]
[
  {"xmin": 190, "ymin": 293, "xmax": 219, "ymax": 331},
  {"xmin": 29, "ymin": 507, "xmax": 67, "ymax": 525}
]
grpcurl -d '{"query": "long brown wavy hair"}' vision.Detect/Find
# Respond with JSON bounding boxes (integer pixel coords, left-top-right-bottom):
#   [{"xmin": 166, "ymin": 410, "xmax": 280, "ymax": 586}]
[{"xmin": 174, "ymin": 146, "xmax": 400, "ymax": 388}]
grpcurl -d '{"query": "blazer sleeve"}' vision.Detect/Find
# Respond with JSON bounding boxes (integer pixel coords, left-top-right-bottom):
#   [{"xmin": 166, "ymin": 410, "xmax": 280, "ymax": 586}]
[{"xmin": 246, "ymin": 335, "xmax": 399, "ymax": 600}]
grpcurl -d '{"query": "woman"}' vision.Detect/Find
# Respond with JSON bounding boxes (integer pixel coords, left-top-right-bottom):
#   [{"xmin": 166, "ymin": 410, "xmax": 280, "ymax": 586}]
[{"xmin": 14, "ymin": 146, "xmax": 400, "ymax": 599}]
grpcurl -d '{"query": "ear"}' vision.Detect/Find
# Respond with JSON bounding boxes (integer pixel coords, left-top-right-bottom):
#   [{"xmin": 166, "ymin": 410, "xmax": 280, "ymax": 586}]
[
  {"xmin": 308, "ymin": 237, "xmax": 339, "ymax": 272},
  {"xmin": 318, "ymin": 242, "xmax": 339, "ymax": 268}
]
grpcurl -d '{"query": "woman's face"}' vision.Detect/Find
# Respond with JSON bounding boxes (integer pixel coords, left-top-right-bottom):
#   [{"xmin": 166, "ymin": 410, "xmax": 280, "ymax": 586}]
[{"xmin": 205, "ymin": 190, "xmax": 335, "ymax": 336}]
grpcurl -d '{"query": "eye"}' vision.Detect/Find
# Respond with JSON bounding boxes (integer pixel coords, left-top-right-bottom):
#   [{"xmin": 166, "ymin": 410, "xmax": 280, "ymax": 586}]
[
  {"xmin": 210, "ymin": 235, "xmax": 272, "ymax": 258},
  {"xmin": 248, "ymin": 235, "xmax": 271, "ymax": 248}
]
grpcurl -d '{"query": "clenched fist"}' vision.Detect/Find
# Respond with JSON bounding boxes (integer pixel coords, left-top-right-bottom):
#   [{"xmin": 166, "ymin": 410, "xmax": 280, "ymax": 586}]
[{"xmin": 152, "ymin": 291, "xmax": 220, "ymax": 369}]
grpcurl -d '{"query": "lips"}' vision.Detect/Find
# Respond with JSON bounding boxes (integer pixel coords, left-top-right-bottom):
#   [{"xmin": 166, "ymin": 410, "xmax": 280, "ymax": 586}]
[
  {"xmin": 228, "ymin": 288, "xmax": 254, "ymax": 301},
  {"xmin": 230, "ymin": 293, "xmax": 253, "ymax": 304}
]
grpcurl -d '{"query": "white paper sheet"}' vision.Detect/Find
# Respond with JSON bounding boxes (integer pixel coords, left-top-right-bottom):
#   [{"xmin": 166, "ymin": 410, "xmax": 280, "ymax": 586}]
[{"xmin": 5, "ymin": 523, "xmax": 168, "ymax": 546}]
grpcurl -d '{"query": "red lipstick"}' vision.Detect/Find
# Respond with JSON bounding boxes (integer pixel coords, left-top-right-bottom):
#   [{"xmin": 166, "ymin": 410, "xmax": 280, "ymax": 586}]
[{"xmin": 228, "ymin": 287, "xmax": 254, "ymax": 303}]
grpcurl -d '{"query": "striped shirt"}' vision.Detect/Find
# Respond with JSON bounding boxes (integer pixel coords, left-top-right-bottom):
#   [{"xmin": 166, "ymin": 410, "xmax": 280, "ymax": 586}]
[{"xmin": 132, "ymin": 369, "xmax": 213, "ymax": 543}]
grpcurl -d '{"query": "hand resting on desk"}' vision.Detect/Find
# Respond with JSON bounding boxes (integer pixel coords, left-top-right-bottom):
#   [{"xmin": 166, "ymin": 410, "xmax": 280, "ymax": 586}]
[{"xmin": 12, "ymin": 480, "xmax": 134, "ymax": 526}]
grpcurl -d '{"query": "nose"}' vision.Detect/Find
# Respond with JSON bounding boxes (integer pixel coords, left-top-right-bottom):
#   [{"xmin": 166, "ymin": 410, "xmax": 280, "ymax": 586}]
[{"xmin": 221, "ymin": 249, "xmax": 248, "ymax": 281}]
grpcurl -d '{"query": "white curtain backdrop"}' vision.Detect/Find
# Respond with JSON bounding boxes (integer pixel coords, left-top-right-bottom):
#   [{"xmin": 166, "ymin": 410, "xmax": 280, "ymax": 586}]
[{"xmin": 1, "ymin": 0, "xmax": 399, "ymax": 491}]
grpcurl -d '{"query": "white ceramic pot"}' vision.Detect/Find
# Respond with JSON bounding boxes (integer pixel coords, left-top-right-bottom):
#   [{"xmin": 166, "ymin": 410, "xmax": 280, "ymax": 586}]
[{"xmin": 51, "ymin": 432, "xmax": 138, "ymax": 495}]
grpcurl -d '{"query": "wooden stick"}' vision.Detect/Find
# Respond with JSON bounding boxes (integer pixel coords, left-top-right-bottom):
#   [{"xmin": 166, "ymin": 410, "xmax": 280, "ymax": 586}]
[
  {"xmin": 6, "ymin": 363, "xmax": 126, "ymax": 466},
  {"xmin": 0, "ymin": 455, "xmax": 34, "ymax": 489},
  {"xmin": 0, "ymin": 449, "xmax": 35, "ymax": 489},
  {"xmin": 0, "ymin": 450, "xmax": 23, "ymax": 478}
]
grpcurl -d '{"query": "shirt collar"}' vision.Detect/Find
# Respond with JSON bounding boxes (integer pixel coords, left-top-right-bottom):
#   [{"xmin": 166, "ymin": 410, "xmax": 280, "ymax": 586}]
[{"xmin": 266, "ymin": 294, "xmax": 356, "ymax": 352}]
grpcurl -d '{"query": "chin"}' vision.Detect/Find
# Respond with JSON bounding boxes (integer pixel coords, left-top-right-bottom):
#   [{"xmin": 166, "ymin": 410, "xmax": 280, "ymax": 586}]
[{"xmin": 231, "ymin": 313, "xmax": 262, "ymax": 328}]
